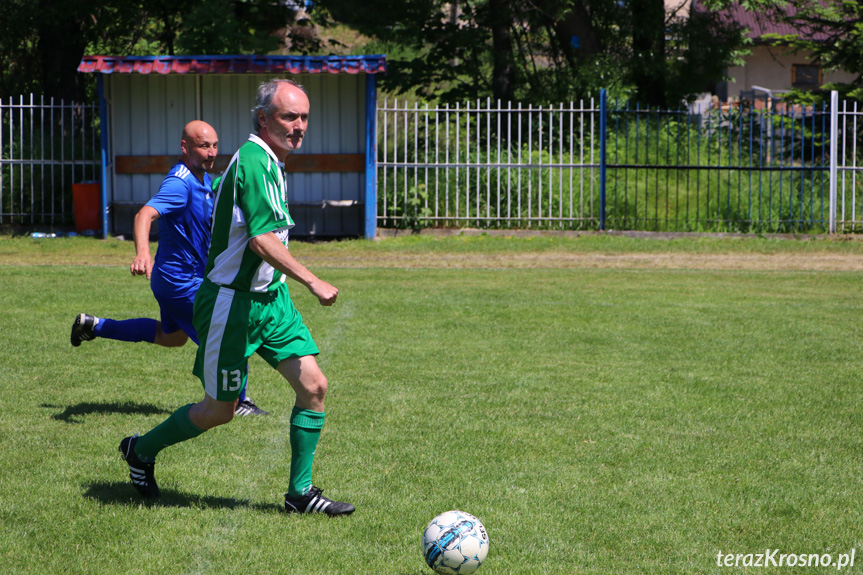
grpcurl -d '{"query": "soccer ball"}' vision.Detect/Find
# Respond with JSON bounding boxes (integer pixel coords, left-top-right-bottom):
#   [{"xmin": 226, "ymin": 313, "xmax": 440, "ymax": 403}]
[{"xmin": 422, "ymin": 510, "xmax": 489, "ymax": 575}]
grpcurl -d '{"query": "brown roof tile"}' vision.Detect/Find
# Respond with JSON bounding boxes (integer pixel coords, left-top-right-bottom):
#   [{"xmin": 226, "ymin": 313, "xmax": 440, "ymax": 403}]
[{"xmin": 691, "ymin": 1, "xmax": 831, "ymax": 41}]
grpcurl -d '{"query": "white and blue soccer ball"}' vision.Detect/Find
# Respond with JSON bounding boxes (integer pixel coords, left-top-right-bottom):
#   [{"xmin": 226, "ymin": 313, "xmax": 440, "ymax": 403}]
[{"xmin": 422, "ymin": 510, "xmax": 489, "ymax": 575}]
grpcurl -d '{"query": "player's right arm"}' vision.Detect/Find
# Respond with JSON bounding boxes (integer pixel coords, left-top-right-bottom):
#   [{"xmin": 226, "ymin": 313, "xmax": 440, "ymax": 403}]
[
  {"xmin": 131, "ymin": 205, "xmax": 160, "ymax": 279},
  {"xmin": 248, "ymin": 231, "xmax": 338, "ymax": 306}
]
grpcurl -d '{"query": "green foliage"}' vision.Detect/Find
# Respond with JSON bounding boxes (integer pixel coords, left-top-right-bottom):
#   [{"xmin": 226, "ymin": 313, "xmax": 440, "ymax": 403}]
[
  {"xmin": 0, "ymin": 0, "xmax": 40, "ymax": 96},
  {"xmin": 0, "ymin": 0, "xmax": 303, "ymax": 101},
  {"xmin": 316, "ymin": 0, "xmax": 746, "ymax": 107},
  {"xmin": 662, "ymin": 9, "xmax": 750, "ymax": 105},
  {"xmin": 602, "ymin": 105, "xmax": 834, "ymax": 233},
  {"xmin": 173, "ymin": 0, "xmax": 292, "ymax": 55},
  {"xmin": 395, "ymin": 184, "xmax": 434, "ymax": 231},
  {"xmin": 0, "ymin": 0, "xmax": 775, "ymax": 108}
]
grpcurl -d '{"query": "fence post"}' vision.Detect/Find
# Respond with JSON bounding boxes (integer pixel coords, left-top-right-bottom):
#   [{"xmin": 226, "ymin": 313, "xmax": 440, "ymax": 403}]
[
  {"xmin": 365, "ymin": 73, "xmax": 378, "ymax": 240},
  {"xmin": 828, "ymin": 90, "xmax": 838, "ymax": 234},
  {"xmin": 98, "ymin": 75, "xmax": 110, "ymax": 239},
  {"xmin": 599, "ymin": 89, "xmax": 607, "ymax": 231}
]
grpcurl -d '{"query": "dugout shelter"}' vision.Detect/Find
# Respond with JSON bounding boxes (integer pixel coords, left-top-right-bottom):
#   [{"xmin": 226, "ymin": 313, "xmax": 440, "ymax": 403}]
[{"xmin": 77, "ymin": 54, "xmax": 386, "ymax": 239}]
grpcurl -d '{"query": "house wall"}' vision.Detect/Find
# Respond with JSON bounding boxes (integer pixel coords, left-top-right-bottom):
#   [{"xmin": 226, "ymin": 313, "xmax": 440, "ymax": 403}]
[
  {"xmin": 724, "ymin": 46, "xmax": 856, "ymax": 99},
  {"xmin": 107, "ymin": 73, "xmax": 367, "ymax": 236},
  {"xmin": 665, "ymin": 0, "xmax": 691, "ymax": 20}
]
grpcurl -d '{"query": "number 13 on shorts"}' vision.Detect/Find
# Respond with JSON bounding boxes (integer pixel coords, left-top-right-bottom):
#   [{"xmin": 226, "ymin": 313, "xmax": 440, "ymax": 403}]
[{"xmin": 221, "ymin": 369, "xmax": 244, "ymax": 392}]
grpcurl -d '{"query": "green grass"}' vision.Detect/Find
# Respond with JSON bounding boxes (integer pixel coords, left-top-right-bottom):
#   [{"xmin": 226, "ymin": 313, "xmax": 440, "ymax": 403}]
[{"xmin": 1, "ymin": 234, "xmax": 862, "ymax": 574}]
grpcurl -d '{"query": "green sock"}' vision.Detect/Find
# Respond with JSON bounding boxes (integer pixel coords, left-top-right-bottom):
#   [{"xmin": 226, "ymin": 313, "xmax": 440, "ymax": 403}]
[
  {"xmin": 134, "ymin": 404, "xmax": 204, "ymax": 461},
  {"xmin": 287, "ymin": 407, "xmax": 325, "ymax": 499}
]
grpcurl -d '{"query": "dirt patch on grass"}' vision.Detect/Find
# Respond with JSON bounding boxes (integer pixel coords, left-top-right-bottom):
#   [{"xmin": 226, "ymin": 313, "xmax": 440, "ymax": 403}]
[
  {"xmin": 293, "ymin": 229, "xmax": 863, "ymax": 271},
  {"xmin": 9, "ymin": 248, "xmax": 863, "ymax": 272},
  {"xmin": 298, "ymin": 250, "xmax": 863, "ymax": 271},
  {"xmin": 5, "ymin": 232, "xmax": 863, "ymax": 271}
]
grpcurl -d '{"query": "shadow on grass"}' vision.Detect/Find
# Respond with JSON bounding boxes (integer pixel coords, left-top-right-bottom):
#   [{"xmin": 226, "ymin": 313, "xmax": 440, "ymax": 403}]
[
  {"xmin": 82, "ymin": 481, "xmax": 283, "ymax": 513},
  {"xmin": 41, "ymin": 401, "xmax": 172, "ymax": 423}
]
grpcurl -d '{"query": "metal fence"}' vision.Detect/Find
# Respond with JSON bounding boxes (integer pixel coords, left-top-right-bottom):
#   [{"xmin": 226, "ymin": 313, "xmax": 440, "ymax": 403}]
[
  {"xmin": 832, "ymin": 94, "xmax": 863, "ymax": 232},
  {"xmin": 0, "ymin": 94, "xmax": 101, "ymax": 226},
  {"xmin": 2, "ymin": 91, "xmax": 861, "ymax": 235},
  {"xmin": 378, "ymin": 91, "xmax": 863, "ymax": 234},
  {"xmin": 604, "ymin": 98, "xmax": 832, "ymax": 233},
  {"xmin": 377, "ymin": 98, "xmax": 601, "ymax": 230}
]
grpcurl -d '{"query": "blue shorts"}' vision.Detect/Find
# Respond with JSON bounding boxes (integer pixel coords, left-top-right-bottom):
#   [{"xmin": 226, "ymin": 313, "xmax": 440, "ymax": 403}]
[{"xmin": 154, "ymin": 291, "xmax": 199, "ymax": 345}]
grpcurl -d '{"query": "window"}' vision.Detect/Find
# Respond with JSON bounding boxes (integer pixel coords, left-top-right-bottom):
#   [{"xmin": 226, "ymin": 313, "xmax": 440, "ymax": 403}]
[{"xmin": 792, "ymin": 64, "xmax": 821, "ymax": 89}]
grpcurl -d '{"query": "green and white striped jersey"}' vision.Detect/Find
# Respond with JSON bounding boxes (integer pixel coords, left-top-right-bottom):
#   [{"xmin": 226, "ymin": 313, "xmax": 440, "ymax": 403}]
[{"xmin": 205, "ymin": 134, "xmax": 295, "ymax": 293}]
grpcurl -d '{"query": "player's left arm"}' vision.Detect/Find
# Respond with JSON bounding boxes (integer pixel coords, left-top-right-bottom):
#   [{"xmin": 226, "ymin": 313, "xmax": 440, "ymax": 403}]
[{"xmin": 248, "ymin": 231, "xmax": 338, "ymax": 306}]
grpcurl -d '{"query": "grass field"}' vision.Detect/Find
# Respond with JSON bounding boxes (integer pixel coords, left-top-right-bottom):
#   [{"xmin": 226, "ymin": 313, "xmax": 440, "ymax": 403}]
[{"xmin": 1, "ymin": 232, "xmax": 862, "ymax": 574}]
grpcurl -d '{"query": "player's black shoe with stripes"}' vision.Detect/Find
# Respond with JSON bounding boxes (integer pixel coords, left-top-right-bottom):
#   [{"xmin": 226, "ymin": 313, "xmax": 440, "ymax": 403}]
[
  {"xmin": 235, "ymin": 398, "xmax": 270, "ymax": 416},
  {"xmin": 119, "ymin": 435, "xmax": 160, "ymax": 498},
  {"xmin": 70, "ymin": 313, "xmax": 98, "ymax": 347},
  {"xmin": 284, "ymin": 486, "xmax": 355, "ymax": 516}
]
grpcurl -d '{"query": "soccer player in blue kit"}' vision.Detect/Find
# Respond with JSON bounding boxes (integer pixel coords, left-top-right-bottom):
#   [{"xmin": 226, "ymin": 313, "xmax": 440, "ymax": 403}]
[{"xmin": 70, "ymin": 120, "xmax": 268, "ymax": 416}]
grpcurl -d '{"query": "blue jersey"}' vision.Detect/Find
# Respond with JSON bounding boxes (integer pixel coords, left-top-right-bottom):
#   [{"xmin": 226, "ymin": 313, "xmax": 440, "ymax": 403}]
[{"xmin": 146, "ymin": 162, "xmax": 214, "ymax": 299}]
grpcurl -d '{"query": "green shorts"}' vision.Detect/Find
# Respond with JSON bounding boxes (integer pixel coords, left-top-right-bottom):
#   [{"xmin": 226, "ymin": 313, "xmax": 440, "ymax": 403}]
[{"xmin": 193, "ymin": 278, "xmax": 319, "ymax": 401}]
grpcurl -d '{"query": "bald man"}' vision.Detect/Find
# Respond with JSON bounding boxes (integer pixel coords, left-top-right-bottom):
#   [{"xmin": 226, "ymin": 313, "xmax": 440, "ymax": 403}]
[{"xmin": 70, "ymin": 120, "xmax": 269, "ymax": 416}]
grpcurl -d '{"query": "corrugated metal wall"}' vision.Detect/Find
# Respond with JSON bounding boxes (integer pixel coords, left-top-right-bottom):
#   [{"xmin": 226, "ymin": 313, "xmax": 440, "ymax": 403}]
[
  {"xmin": 108, "ymin": 73, "xmax": 366, "ymax": 236},
  {"xmin": 269, "ymin": 73, "xmax": 364, "ymax": 236},
  {"xmin": 111, "ymin": 74, "xmax": 198, "ymax": 207}
]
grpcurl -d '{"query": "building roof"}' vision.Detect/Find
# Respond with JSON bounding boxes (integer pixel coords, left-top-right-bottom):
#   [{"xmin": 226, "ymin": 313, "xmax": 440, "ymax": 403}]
[
  {"xmin": 78, "ymin": 54, "xmax": 387, "ymax": 75},
  {"xmin": 691, "ymin": 1, "xmax": 831, "ymax": 42}
]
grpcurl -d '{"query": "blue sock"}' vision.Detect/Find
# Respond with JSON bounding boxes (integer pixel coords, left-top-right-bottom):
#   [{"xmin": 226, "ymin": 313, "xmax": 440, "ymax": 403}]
[
  {"xmin": 93, "ymin": 318, "xmax": 158, "ymax": 343},
  {"xmin": 237, "ymin": 363, "xmax": 249, "ymax": 402}
]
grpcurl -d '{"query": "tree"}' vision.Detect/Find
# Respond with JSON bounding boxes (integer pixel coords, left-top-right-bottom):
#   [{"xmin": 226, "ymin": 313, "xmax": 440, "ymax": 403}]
[
  {"xmin": 0, "ymin": 0, "xmax": 311, "ymax": 101},
  {"xmin": 0, "ymin": 0, "xmax": 41, "ymax": 97},
  {"xmin": 0, "ymin": 0, "xmax": 759, "ymax": 107},
  {"xmin": 627, "ymin": 0, "xmax": 668, "ymax": 107},
  {"xmin": 314, "ymin": 0, "xmax": 746, "ymax": 106},
  {"xmin": 488, "ymin": 0, "xmax": 517, "ymax": 103},
  {"xmin": 0, "ymin": 0, "xmax": 104, "ymax": 102}
]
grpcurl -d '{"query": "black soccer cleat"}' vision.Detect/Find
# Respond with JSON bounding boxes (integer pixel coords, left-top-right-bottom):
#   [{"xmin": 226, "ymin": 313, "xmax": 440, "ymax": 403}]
[
  {"xmin": 235, "ymin": 398, "xmax": 271, "ymax": 416},
  {"xmin": 285, "ymin": 486, "xmax": 355, "ymax": 516},
  {"xmin": 119, "ymin": 435, "xmax": 160, "ymax": 499},
  {"xmin": 70, "ymin": 313, "xmax": 98, "ymax": 347}
]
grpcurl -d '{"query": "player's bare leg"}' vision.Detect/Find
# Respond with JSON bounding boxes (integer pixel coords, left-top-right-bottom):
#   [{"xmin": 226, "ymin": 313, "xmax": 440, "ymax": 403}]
[
  {"xmin": 153, "ymin": 325, "xmax": 189, "ymax": 347},
  {"xmin": 279, "ymin": 355, "xmax": 354, "ymax": 516},
  {"xmin": 189, "ymin": 394, "xmax": 238, "ymax": 430}
]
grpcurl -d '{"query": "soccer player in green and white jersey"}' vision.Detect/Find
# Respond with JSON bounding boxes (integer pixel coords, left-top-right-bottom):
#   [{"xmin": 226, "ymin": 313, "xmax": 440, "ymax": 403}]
[{"xmin": 118, "ymin": 78, "xmax": 354, "ymax": 516}]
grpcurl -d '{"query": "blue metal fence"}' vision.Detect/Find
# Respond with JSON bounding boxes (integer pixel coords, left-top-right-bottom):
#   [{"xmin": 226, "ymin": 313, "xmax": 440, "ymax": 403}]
[
  {"xmin": 602, "ymin": 92, "xmax": 831, "ymax": 232},
  {"xmin": 378, "ymin": 90, "xmax": 861, "ymax": 234},
  {"xmin": 2, "ymin": 91, "xmax": 860, "ymax": 235}
]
